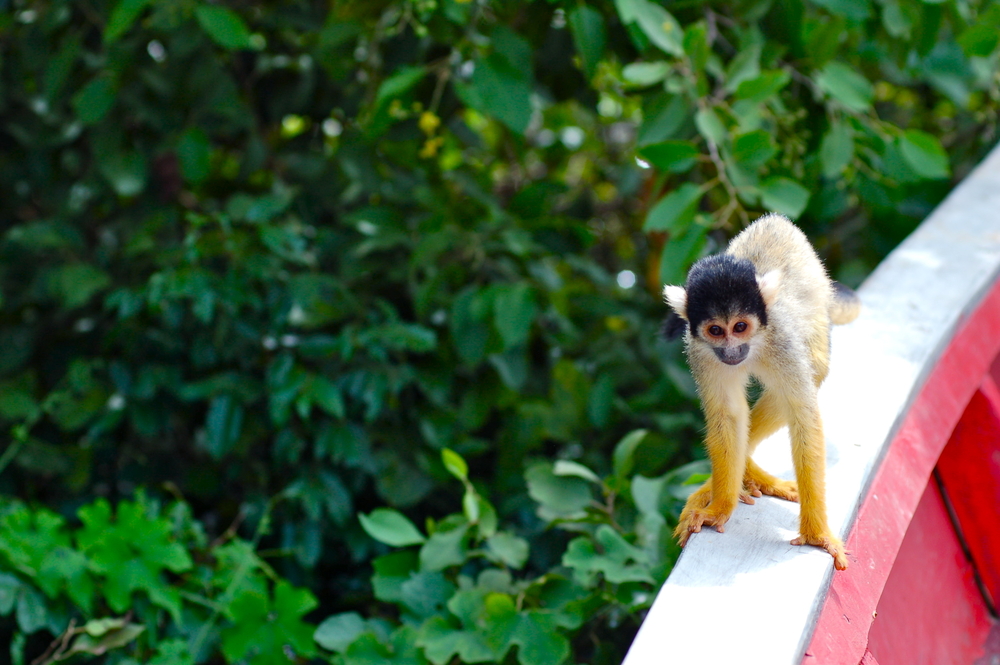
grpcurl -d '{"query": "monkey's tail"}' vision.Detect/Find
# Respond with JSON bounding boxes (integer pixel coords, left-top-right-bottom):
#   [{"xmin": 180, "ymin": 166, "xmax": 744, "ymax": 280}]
[{"xmin": 830, "ymin": 282, "xmax": 861, "ymax": 325}]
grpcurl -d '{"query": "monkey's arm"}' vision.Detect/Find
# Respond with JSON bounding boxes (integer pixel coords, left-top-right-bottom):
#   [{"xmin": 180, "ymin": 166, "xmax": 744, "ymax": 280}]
[{"xmin": 673, "ymin": 379, "xmax": 750, "ymax": 544}]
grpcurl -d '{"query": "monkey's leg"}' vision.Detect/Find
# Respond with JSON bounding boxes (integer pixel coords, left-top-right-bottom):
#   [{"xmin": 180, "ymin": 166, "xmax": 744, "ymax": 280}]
[
  {"xmin": 675, "ymin": 391, "xmax": 750, "ymax": 544},
  {"xmin": 743, "ymin": 389, "xmax": 799, "ymax": 502},
  {"xmin": 787, "ymin": 401, "xmax": 849, "ymax": 570}
]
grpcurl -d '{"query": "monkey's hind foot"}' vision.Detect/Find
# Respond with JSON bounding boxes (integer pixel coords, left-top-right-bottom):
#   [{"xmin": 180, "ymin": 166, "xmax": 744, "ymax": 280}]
[
  {"xmin": 791, "ymin": 532, "xmax": 849, "ymax": 570},
  {"xmin": 744, "ymin": 462, "xmax": 799, "ymax": 502}
]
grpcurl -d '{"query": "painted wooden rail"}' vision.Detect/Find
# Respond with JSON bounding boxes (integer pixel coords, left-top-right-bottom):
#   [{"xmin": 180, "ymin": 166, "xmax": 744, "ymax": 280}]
[{"xmin": 622, "ymin": 142, "xmax": 1000, "ymax": 665}]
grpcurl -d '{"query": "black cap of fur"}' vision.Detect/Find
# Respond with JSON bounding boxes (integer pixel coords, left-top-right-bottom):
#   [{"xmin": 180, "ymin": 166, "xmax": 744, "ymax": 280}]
[{"xmin": 683, "ymin": 254, "xmax": 767, "ymax": 337}]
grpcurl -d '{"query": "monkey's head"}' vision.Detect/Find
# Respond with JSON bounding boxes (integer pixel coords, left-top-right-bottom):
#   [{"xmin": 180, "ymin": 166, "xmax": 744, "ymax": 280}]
[{"xmin": 662, "ymin": 254, "xmax": 781, "ymax": 367}]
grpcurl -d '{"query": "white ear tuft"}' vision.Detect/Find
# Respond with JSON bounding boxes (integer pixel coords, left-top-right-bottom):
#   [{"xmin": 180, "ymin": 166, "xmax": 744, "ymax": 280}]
[
  {"xmin": 757, "ymin": 270, "xmax": 781, "ymax": 307},
  {"xmin": 663, "ymin": 285, "xmax": 688, "ymax": 319}
]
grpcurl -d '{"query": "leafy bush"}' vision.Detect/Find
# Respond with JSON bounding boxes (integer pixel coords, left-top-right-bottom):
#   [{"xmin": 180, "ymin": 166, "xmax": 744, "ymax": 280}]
[{"xmin": 0, "ymin": 0, "xmax": 998, "ymax": 662}]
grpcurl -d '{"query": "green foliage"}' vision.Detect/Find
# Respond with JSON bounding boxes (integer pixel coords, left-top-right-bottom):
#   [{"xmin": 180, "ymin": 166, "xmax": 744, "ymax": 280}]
[
  {"xmin": 0, "ymin": 0, "xmax": 998, "ymax": 662},
  {"xmin": 318, "ymin": 443, "xmax": 701, "ymax": 665},
  {"xmin": 0, "ymin": 493, "xmax": 316, "ymax": 663}
]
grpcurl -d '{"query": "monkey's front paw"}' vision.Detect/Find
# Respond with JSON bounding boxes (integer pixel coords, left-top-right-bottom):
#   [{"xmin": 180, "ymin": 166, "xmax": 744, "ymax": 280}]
[
  {"xmin": 791, "ymin": 533, "xmax": 850, "ymax": 570},
  {"xmin": 675, "ymin": 504, "xmax": 734, "ymax": 545}
]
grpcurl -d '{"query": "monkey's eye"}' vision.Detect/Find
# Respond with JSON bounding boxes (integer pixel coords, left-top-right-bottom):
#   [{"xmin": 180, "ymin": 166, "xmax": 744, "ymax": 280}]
[
  {"xmin": 733, "ymin": 321, "xmax": 748, "ymax": 333},
  {"xmin": 708, "ymin": 325, "xmax": 724, "ymax": 337}
]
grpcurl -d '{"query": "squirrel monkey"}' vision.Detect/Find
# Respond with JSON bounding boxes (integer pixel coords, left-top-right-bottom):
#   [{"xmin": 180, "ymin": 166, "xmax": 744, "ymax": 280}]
[{"xmin": 663, "ymin": 213, "xmax": 859, "ymax": 570}]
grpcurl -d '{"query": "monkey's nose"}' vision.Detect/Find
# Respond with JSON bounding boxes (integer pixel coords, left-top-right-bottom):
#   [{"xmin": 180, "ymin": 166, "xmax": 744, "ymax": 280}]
[{"xmin": 714, "ymin": 344, "xmax": 749, "ymax": 365}]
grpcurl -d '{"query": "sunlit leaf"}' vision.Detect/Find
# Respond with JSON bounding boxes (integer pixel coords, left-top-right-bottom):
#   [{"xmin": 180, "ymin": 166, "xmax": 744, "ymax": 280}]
[
  {"xmin": 622, "ymin": 61, "xmax": 670, "ymax": 87},
  {"xmin": 816, "ymin": 62, "xmax": 874, "ymax": 111},
  {"xmin": 643, "ymin": 183, "xmax": 703, "ymax": 233},
  {"xmin": 638, "ymin": 140, "xmax": 699, "ymax": 173},
  {"xmin": 358, "ymin": 509, "xmax": 426, "ymax": 547},
  {"xmin": 731, "ymin": 130, "xmax": 777, "ymax": 168},
  {"xmin": 759, "ymin": 177, "xmax": 811, "ymax": 219},
  {"xmin": 631, "ymin": 0, "xmax": 683, "ymax": 56},
  {"xmin": 694, "ymin": 107, "xmax": 726, "ymax": 144},
  {"xmin": 899, "ymin": 130, "xmax": 950, "ymax": 179},
  {"xmin": 821, "ymin": 122, "xmax": 855, "ymax": 178}
]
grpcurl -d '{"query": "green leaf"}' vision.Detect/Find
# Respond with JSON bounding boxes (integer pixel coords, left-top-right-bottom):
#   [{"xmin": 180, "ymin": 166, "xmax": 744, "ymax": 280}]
[
  {"xmin": 16, "ymin": 586, "xmax": 48, "ymax": 634},
  {"xmin": 683, "ymin": 22, "xmax": 710, "ymax": 74},
  {"xmin": 462, "ymin": 489, "xmax": 480, "ymax": 523},
  {"xmin": 735, "ymin": 70, "xmax": 791, "ymax": 103},
  {"xmin": 493, "ymin": 283, "xmax": 537, "ymax": 349},
  {"xmin": 194, "ymin": 5, "xmax": 252, "ymax": 50},
  {"xmin": 612, "ymin": 429, "xmax": 648, "ymax": 480},
  {"xmin": 638, "ymin": 93, "xmax": 689, "ymax": 145},
  {"xmin": 958, "ymin": 23, "xmax": 1000, "ymax": 58},
  {"xmin": 0, "ymin": 574, "xmax": 23, "ymax": 614},
  {"xmin": 643, "ymin": 183, "xmax": 703, "ymax": 233},
  {"xmin": 553, "ymin": 460, "xmax": 601, "ymax": 484},
  {"xmin": 400, "ymin": 571, "xmax": 454, "ymax": 618},
  {"xmin": 441, "ymin": 448, "xmax": 468, "ymax": 481},
  {"xmin": 881, "ymin": 1, "xmax": 915, "ymax": 39},
  {"xmin": 68, "ymin": 623, "xmax": 145, "ymax": 656},
  {"xmin": 632, "ymin": 0, "xmax": 684, "ymax": 56},
  {"xmin": 638, "ymin": 140, "xmax": 699, "ymax": 173},
  {"xmin": 419, "ymin": 615, "xmax": 496, "ymax": 665},
  {"xmin": 83, "ymin": 618, "xmax": 127, "ymax": 638},
  {"xmin": 659, "ymin": 219, "xmax": 708, "ymax": 285},
  {"xmin": 0, "ymin": 374, "xmax": 40, "ymax": 421},
  {"xmin": 486, "ymin": 532, "xmax": 529, "ymax": 569},
  {"xmin": 308, "ymin": 376, "xmax": 344, "ymax": 419},
  {"xmin": 459, "ymin": 54, "xmax": 533, "ymax": 135},
  {"xmin": 72, "ymin": 76, "xmax": 116, "ymax": 125},
  {"xmin": 524, "ymin": 463, "xmax": 593, "ymax": 521},
  {"xmin": 314, "ymin": 612, "xmax": 367, "ymax": 653},
  {"xmin": 450, "ymin": 287, "xmax": 491, "ymax": 365},
  {"xmin": 899, "ymin": 130, "xmax": 950, "ymax": 179},
  {"xmin": 561, "ymin": 525, "xmax": 654, "ymax": 586},
  {"xmin": 105, "ymin": 0, "xmax": 151, "ymax": 42},
  {"xmin": 358, "ymin": 508, "xmax": 426, "ymax": 547},
  {"xmin": 759, "ymin": 177, "xmax": 811, "ymax": 219},
  {"xmin": 50, "ymin": 263, "xmax": 111, "ymax": 308},
  {"xmin": 371, "ymin": 551, "xmax": 418, "ymax": 603},
  {"xmin": 694, "ymin": 107, "xmax": 726, "ymax": 144},
  {"xmin": 420, "ymin": 524, "xmax": 469, "ymax": 571},
  {"xmin": 374, "ymin": 66, "xmax": 426, "ymax": 110},
  {"xmin": 724, "ymin": 44, "xmax": 761, "ymax": 92},
  {"xmin": 203, "ymin": 394, "xmax": 243, "ymax": 460},
  {"xmin": 622, "ymin": 61, "xmax": 670, "ymax": 87},
  {"xmin": 820, "ymin": 122, "xmax": 855, "ymax": 178},
  {"xmin": 811, "ymin": 0, "xmax": 872, "ymax": 20},
  {"xmin": 816, "ymin": 62, "xmax": 874, "ymax": 111},
  {"xmin": 568, "ymin": 5, "xmax": 606, "ymax": 80},
  {"xmin": 177, "ymin": 128, "xmax": 211, "ymax": 185},
  {"xmin": 731, "ymin": 130, "xmax": 777, "ymax": 168}
]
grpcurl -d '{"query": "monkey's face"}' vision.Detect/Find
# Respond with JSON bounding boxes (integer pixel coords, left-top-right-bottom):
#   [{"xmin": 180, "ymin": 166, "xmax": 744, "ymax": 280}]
[{"xmin": 696, "ymin": 314, "xmax": 762, "ymax": 366}]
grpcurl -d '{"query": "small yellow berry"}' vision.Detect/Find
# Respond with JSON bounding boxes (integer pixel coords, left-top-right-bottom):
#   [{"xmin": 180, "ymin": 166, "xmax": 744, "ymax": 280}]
[
  {"xmin": 419, "ymin": 136, "xmax": 445, "ymax": 158},
  {"xmin": 419, "ymin": 111, "xmax": 441, "ymax": 135}
]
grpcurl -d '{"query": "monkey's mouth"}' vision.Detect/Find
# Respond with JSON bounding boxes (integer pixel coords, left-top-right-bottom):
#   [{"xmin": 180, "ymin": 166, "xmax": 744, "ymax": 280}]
[{"xmin": 714, "ymin": 344, "xmax": 749, "ymax": 366}]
